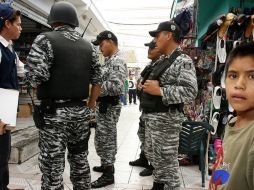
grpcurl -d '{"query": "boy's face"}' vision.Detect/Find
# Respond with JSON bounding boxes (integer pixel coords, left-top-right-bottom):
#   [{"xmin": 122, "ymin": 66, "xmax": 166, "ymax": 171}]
[
  {"xmin": 5, "ymin": 16, "xmax": 22, "ymax": 40},
  {"xmin": 225, "ymin": 56, "xmax": 254, "ymax": 113}
]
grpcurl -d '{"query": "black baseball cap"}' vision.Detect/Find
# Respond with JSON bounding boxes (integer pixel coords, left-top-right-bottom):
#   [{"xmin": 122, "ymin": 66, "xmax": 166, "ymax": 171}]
[
  {"xmin": 0, "ymin": 3, "xmax": 14, "ymax": 28},
  {"xmin": 144, "ymin": 40, "xmax": 156, "ymax": 49},
  {"xmin": 92, "ymin": 30, "xmax": 118, "ymax": 46},
  {"xmin": 149, "ymin": 21, "xmax": 180, "ymax": 38}
]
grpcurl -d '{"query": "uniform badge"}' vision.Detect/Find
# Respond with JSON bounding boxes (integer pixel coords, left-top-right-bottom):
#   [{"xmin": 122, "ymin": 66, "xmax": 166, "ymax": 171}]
[
  {"xmin": 171, "ymin": 25, "xmax": 176, "ymax": 31},
  {"xmin": 113, "ymin": 66, "xmax": 119, "ymax": 71},
  {"xmin": 184, "ymin": 63, "xmax": 191, "ymax": 70}
]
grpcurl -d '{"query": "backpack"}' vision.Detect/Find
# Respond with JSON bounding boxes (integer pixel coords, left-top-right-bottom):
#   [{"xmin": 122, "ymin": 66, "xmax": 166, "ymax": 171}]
[{"xmin": 173, "ymin": 10, "xmax": 192, "ymax": 37}]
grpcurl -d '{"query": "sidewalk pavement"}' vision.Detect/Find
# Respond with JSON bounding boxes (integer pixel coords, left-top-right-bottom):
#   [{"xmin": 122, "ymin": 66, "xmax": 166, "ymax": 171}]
[{"xmin": 9, "ymin": 104, "xmax": 209, "ymax": 190}]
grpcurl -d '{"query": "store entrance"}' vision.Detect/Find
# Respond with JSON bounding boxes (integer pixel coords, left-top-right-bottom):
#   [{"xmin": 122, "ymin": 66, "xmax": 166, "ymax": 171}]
[
  {"xmin": 14, "ymin": 15, "xmax": 50, "ymax": 63},
  {"xmin": 14, "ymin": 15, "xmax": 50, "ymax": 117}
]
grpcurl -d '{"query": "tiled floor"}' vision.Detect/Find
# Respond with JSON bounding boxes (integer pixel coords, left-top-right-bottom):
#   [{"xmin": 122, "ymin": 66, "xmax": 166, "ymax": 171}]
[{"xmin": 9, "ymin": 104, "xmax": 209, "ymax": 190}]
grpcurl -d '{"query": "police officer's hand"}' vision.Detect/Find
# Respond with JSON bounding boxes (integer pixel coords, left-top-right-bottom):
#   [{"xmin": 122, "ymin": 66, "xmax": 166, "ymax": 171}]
[
  {"xmin": 142, "ymin": 80, "xmax": 161, "ymax": 96},
  {"xmin": 0, "ymin": 120, "xmax": 7, "ymax": 135},
  {"xmin": 137, "ymin": 82, "xmax": 142, "ymax": 91}
]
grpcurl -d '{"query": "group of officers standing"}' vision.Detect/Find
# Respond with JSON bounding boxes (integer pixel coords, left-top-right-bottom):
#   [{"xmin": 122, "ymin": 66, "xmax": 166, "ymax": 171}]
[{"xmin": 0, "ymin": 1, "xmax": 198, "ymax": 190}]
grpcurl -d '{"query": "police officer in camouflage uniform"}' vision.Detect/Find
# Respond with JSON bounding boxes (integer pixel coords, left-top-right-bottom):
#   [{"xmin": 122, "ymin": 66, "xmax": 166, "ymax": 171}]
[
  {"xmin": 140, "ymin": 21, "xmax": 198, "ymax": 190},
  {"xmin": 129, "ymin": 40, "xmax": 161, "ymax": 177},
  {"xmin": 91, "ymin": 30, "xmax": 128, "ymax": 188},
  {"xmin": 24, "ymin": 2, "xmax": 102, "ymax": 190}
]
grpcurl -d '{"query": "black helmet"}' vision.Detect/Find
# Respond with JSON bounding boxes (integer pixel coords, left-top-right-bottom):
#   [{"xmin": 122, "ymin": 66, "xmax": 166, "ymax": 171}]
[{"xmin": 48, "ymin": 1, "xmax": 79, "ymax": 27}]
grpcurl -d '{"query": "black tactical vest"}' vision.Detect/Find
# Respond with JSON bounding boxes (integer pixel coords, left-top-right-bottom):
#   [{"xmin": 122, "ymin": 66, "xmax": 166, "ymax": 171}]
[
  {"xmin": 140, "ymin": 50, "xmax": 183, "ymax": 113},
  {"xmin": 37, "ymin": 31, "xmax": 92, "ymax": 100}
]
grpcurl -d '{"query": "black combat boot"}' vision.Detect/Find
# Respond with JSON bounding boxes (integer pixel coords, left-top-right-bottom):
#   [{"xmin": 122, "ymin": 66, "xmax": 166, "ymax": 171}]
[
  {"xmin": 93, "ymin": 165, "xmax": 105, "ymax": 173},
  {"xmin": 139, "ymin": 164, "xmax": 154, "ymax": 176},
  {"xmin": 150, "ymin": 182, "xmax": 165, "ymax": 190},
  {"xmin": 93, "ymin": 165, "xmax": 115, "ymax": 173},
  {"xmin": 129, "ymin": 151, "xmax": 149, "ymax": 167},
  {"xmin": 91, "ymin": 165, "xmax": 114, "ymax": 188}
]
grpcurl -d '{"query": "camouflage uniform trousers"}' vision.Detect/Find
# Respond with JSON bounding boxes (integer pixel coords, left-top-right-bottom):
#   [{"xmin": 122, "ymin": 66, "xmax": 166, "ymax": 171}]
[
  {"xmin": 143, "ymin": 110, "xmax": 185, "ymax": 190},
  {"xmin": 39, "ymin": 106, "xmax": 92, "ymax": 190},
  {"xmin": 137, "ymin": 112, "xmax": 145, "ymax": 151},
  {"xmin": 95, "ymin": 103, "xmax": 122, "ymax": 166}
]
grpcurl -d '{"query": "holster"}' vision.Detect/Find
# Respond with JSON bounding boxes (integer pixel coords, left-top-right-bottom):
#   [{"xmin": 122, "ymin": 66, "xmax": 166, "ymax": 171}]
[
  {"xmin": 33, "ymin": 100, "xmax": 56, "ymax": 129},
  {"xmin": 99, "ymin": 102, "xmax": 108, "ymax": 114},
  {"xmin": 40, "ymin": 99, "xmax": 57, "ymax": 114},
  {"xmin": 97, "ymin": 96, "xmax": 120, "ymax": 114},
  {"xmin": 97, "ymin": 96, "xmax": 119, "ymax": 106},
  {"xmin": 33, "ymin": 105, "xmax": 45, "ymax": 129}
]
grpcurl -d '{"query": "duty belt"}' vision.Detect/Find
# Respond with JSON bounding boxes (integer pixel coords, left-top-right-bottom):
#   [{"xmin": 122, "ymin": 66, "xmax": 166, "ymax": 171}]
[
  {"xmin": 40, "ymin": 99, "xmax": 86, "ymax": 114},
  {"xmin": 97, "ymin": 95, "xmax": 119, "ymax": 105},
  {"xmin": 55, "ymin": 100, "xmax": 86, "ymax": 108},
  {"xmin": 142, "ymin": 103, "xmax": 183, "ymax": 114}
]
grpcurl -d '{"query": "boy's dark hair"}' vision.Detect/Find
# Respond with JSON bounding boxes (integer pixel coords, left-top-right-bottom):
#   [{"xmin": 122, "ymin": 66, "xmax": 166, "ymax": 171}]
[
  {"xmin": 9, "ymin": 10, "xmax": 21, "ymax": 23},
  {"xmin": 225, "ymin": 42, "xmax": 254, "ymax": 74},
  {"xmin": 0, "ymin": 9, "xmax": 21, "ymax": 32}
]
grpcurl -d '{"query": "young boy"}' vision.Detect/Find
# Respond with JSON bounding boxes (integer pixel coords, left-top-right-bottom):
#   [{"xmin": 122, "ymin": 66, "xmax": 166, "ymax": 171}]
[
  {"xmin": 0, "ymin": 3, "xmax": 22, "ymax": 190},
  {"xmin": 209, "ymin": 42, "xmax": 254, "ymax": 190}
]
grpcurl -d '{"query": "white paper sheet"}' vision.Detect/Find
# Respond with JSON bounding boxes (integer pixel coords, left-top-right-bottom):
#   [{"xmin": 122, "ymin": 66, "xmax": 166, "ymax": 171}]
[{"xmin": 0, "ymin": 88, "xmax": 19, "ymax": 129}]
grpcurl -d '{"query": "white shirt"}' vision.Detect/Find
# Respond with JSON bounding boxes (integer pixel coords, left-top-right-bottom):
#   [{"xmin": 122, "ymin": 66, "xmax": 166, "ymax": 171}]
[
  {"xmin": 128, "ymin": 79, "xmax": 136, "ymax": 90},
  {"xmin": 0, "ymin": 35, "xmax": 24, "ymax": 77}
]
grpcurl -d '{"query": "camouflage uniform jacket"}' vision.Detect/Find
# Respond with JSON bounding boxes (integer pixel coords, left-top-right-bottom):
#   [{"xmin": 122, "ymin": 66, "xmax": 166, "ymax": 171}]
[
  {"xmin": 100, "ymin": 51, "xmax": 128, "ymax": 97},
  {"xmin": 158, "ymin": 48, "xmax": 198, "ymax": 105}
]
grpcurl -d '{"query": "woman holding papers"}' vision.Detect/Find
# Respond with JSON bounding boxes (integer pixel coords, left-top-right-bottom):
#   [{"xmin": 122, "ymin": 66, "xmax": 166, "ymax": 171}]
[{"xmin": 0, "ymin": 3, "xmax": 23, "ymax": 190}]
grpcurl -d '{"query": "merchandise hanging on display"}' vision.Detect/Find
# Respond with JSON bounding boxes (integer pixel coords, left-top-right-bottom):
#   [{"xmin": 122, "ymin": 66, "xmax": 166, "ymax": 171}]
[
  {"xmin": 200, "ymin": 6, "xmax": 254, "ymax": 138},
  {"xmin": 176, "ymin": 0, "xmax": 254, "ymax": 184},
  {"xmin": 197, "ymin": 4, "xmax": 254, "ymax": 177}
]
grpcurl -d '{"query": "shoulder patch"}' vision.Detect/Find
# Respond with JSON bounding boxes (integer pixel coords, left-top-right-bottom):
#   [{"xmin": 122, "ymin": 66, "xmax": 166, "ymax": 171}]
[
  {"xmin": 113, "ymin": 65, "xmax": 120, "ymax": 71},
  {"xmin": 184, "ymin": 62, "xmax": 192, "ymax": 70}
]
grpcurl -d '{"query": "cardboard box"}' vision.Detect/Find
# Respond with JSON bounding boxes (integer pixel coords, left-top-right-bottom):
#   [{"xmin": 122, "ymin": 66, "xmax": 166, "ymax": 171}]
[{"xmin": 18, "ymin": 104, "xmax": 32, "ymax": 118}]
